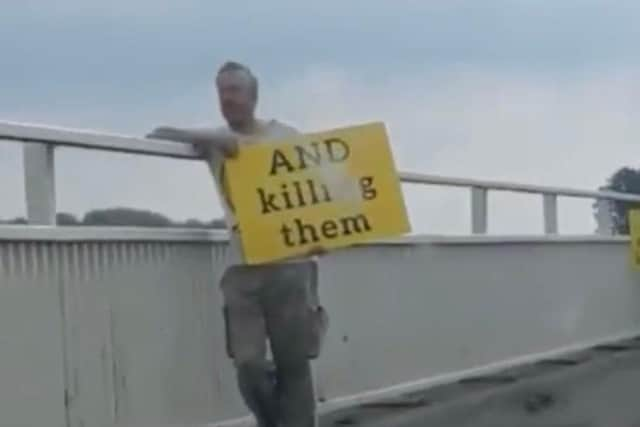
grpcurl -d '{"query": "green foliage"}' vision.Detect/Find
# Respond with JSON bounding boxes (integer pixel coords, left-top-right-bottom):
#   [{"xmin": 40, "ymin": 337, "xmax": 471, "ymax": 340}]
[
  {"xmin": 83, "ymin": 207, "xmax": 173, "ymax": 227},
  {"xmin": 598, "ymin": 167, "xmax": 640, "ymax": 235},
  {"xmin": 3, "ymin": 217, "xmax": 27, "ymax": 225},
  {"xmin": 1, "ymin": 208, "xmax": 227, "ymax": 229},
  {"xmin": 56, "ymin": 212, "xmax": 80, "ymax": 225}
]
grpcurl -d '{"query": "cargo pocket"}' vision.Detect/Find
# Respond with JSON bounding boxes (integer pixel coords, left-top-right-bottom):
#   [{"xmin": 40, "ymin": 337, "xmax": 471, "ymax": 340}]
[
  {"xmin": 223, "ymin": 305, "xmax": 235, "ymax": 359},
  {"xmin": 307, "ymin": 305, "xmax": 329, "ymax": 359}
]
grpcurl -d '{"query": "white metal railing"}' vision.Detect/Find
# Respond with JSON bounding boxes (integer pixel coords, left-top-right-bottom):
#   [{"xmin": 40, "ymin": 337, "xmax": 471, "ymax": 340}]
[{"xmin": 2, "ymin": 120, "xmax": 638, "ymax": 234}]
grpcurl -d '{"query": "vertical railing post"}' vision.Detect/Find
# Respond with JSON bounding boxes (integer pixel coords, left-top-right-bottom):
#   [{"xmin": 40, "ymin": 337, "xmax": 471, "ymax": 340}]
[
  {"xmin": 543, "ymin": 194, "xmax": 558, "ymax": 235},
  {"xmin": 594, "ymin": 198, "xmax": 614, "ymax": 235},
  {"xmin": 23, "ymin": 143, "xmax": 56, "ymax": 225},
  {"xmin": 471, "ymin": 186, "xmax": 488, "ymax": 234}
]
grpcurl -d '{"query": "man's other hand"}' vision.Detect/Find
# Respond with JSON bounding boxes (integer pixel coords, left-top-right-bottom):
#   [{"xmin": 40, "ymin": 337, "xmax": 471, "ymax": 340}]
[
  {"xmin": 222, "ymin": 138, "xmax": 239, "ymax": 159},
  {"xmin": 306, "ymin": 245, "xmax": 328, "ymax": 257}
]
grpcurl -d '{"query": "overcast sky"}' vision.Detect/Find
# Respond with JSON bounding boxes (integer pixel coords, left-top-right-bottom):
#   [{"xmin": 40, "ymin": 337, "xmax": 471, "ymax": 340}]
[{"xmin": 2, "ymin": 0, "xmax": 640, "ymax": 234}]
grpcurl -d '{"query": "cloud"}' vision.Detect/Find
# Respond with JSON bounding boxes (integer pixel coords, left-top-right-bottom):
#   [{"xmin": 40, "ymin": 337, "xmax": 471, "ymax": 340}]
[
  {"xmin": 3, "ymin": 0, "xmax": 640, "ymax": 105},
  {"xmin": 2, "ymin": 64, "xmax": 640, "ymax": 235}
]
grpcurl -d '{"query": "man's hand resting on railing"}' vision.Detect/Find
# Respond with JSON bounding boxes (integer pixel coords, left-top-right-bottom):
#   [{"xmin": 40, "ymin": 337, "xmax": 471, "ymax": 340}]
[{"xmin": 146, "ymin": 126, "xmax": 239, "ymax": 159}]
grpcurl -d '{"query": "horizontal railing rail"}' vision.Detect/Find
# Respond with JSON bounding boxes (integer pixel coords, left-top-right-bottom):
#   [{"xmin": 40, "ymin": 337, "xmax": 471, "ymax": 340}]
[
  {"xmin": 2, "ymin": 120, "xmax": 637, "ymax": 234},
  {"xmin": 0, "ymin": 121, "xmax": 196, "ymax": 158},
  {"xmin": 400, "ymin": 172, "xmax": 640, "ymax": 202}
]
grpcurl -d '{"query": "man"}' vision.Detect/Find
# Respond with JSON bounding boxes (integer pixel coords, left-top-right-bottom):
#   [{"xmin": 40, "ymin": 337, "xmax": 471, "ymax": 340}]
[{"xmin": 147, "ymin": 61, "xmax": 327, "ymax": 427}]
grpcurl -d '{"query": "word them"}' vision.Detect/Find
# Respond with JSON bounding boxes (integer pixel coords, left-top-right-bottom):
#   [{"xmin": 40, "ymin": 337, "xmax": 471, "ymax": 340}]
[{"xmin": 280, "ymin": 215, "xmax": 372, "ymax": 247}]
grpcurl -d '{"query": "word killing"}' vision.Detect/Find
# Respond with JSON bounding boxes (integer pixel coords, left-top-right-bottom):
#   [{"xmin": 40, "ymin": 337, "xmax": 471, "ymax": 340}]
[{"xmin": 257, "ymin": 176, "xmax": 377, "ymax": 214}]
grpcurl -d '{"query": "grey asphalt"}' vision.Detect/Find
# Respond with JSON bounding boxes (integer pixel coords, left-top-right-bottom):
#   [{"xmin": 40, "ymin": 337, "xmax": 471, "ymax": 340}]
[{"xmin": 320, "ymin": 337, "xmax": 640, "ymax": 427}]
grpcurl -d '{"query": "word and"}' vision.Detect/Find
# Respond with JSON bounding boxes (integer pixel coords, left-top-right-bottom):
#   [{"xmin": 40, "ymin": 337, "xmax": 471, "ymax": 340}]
[{"xmin": 269, "ymin": 138, "xmax": 350, "ymax": 176}]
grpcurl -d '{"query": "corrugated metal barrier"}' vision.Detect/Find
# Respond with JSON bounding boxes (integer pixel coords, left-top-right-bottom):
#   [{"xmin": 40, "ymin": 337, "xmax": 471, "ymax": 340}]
[{"xmin": 2, "ymin": 230, "xmax": 640, "ymax": 427}]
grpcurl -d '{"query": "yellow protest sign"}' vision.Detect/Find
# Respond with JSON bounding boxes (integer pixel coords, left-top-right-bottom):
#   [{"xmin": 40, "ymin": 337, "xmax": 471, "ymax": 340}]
[
  {"xmin": 629, "ymin": 209, "xmax": 640, "ymax": 269},
  {"xmin": 224, "ymin": 122, "xmax": 411, "ymax": 264}
]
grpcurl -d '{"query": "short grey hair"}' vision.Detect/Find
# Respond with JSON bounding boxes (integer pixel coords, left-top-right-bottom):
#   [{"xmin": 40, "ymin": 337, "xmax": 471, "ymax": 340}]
[{"xmin": 216, "ymin": 61, "xmax": 258, "ymax": 99}]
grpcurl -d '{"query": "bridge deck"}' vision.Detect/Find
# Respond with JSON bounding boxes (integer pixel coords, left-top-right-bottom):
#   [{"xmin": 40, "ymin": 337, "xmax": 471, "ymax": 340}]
[{"xmin": 320, "ymin": 336, "xmax": 640, "ymax": 427}]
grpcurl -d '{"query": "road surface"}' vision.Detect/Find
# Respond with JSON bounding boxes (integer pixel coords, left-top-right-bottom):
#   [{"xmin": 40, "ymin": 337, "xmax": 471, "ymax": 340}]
[{"xmin": 321, "ymin": 337, "xmax": 640, "ymax": 427}]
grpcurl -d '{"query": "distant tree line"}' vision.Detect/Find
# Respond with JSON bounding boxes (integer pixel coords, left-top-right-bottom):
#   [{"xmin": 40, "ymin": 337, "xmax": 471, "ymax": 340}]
[{"xmin": 0, "ymin": 207, "xmax": 227, "ymax": 229}]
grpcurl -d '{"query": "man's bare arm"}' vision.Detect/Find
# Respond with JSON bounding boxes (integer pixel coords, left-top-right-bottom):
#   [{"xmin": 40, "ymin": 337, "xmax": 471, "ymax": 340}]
[{"xmin": 146, "ymin": 126, "xmax": 238, "ymax": 158}]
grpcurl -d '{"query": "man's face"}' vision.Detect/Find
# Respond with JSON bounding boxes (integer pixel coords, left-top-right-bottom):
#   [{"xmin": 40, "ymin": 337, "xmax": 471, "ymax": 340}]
[{"xmin": 216, "ymin": 70, "xmax": 256, "ymax": 127}]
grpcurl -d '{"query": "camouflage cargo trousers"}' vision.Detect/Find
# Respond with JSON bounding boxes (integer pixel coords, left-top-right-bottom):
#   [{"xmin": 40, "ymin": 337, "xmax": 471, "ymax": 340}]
[{"xmin": 221, "ymin": 260, "xmax": 328, "ymax": 427}]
